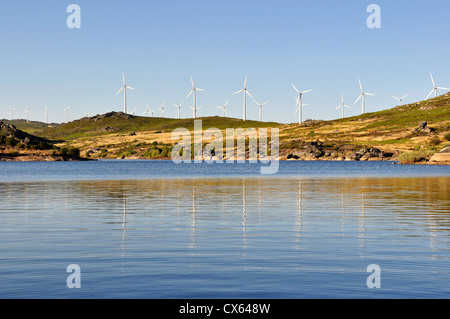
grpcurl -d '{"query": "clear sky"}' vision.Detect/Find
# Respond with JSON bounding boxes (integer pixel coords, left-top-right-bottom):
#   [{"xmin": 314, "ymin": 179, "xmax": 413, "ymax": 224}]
[{"xmin": 0, "ymin": 0, "xmax": 449, "ymax": 124}]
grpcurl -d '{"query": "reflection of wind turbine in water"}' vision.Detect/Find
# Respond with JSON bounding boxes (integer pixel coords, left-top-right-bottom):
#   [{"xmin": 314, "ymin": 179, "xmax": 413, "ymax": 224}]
[
  {"xmin": 295, "ymin": 179, "xmax": 302, "ymax": 244},
  {"xmin": 358, "ymin": 189, "xmax": 365, "ymax": 251},
  {"xmin": 242, "ymin": 179, "xmax": 247, "ymax": 250},
  {"xmin": 190, "ymin": 183, "xmax": 197, "ymax": 251},
  {"xmin": 121, "ymin": 186, "xmax": 128, "ymax": 261}
]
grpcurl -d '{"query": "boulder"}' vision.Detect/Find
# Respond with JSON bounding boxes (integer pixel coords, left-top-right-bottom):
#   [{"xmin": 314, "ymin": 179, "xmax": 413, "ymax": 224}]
[{"xmin": 429, "ymin": 147, "xmax": 450, "ymax": 165}]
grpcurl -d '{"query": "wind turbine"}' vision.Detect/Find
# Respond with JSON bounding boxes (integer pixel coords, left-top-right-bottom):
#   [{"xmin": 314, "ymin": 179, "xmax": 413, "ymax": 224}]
[
  {"xmin": 130, "ymin": 107, "xmax": 136, "ymax": 115},
  {"xmin": 354, "ymin": 79, "xmax": 375, "ymax": 114},
  {"xmin": 115, "ymin": 73, "xmax": 135, "ymax": 114},
  {"xmin": 189, "ymin": 104, "xmax": 202, "ymax": 118},
  {"xmin": 253, "ymin": 99, "xmax": 269, "ymax": 122},
  {"xmin": 391, "ymin": 93, "xmax": 409, "ymax": 106},
  {"xmin": 233, "ymin": 76, "xmax": 252, "ymax": 121},
  {"xmin": 24, "ymin": 105, "xmax": 30, "ymax": 123},
  {"xmin": 64, "ymin": 106, "xmax": 70, "ymax": 123},
  {"xmin": 173, "ymin": 101, "xmax": 183, "ymax": 119},
  {"xmin": 45, "ymin": 106, "xmax": 49, "ymax": 124},
  {"xmin": 426, "ymin": 73, "xmax": 449, "ymax": 99},
  {"xmin": 336, "ymin": 94, "xmax": 350, "ymax": 118},
  {"xmin": 291, "ymin": 83, "xmax": 312, "ymax": 124},
  {"xmin": 186, "ymin": 77, "xmax": 204, "ymax": 119},
  {"xmin": 143, "ymin": 104, "xmax": 151, "ymax": 117},
  {"xmin": 9, "ymin": 106, "xmax": 14, "ymax": 120},
  {"xmin": 84, "ymin": 112, "xmax": 90, "ymax": 117},
  {"xmin": 158, "ymin": 101, "xmax": 165, "ymax": 118},
  {"xmin": 215, "ymin": 100, "xmax": 229, "ymax": 117}
]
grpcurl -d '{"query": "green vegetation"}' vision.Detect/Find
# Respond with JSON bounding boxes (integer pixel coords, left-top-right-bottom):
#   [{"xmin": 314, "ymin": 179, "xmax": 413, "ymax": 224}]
[{"xmin": 399, "ymin": 149, "xmax": 436, "ymax": 164}]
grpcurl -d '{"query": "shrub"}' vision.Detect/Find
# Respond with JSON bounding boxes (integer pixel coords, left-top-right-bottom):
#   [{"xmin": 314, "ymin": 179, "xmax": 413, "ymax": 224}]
[
  {"xmin": 444, "ymin": 132, "xmax": 450, "ymax": 141},
  {"xmin": 430, "ymin": 136, "xmax": 441, "ymax": 146},
  {"xmin": 399, "ymin": 149, "xmax": 435, "ymax": 164}
]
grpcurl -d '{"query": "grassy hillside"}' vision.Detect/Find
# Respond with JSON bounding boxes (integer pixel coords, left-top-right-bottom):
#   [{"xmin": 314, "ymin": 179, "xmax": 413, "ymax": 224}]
[
  {"xmin": 0, "ymin": 119, "xmax": 58, "ymax": 135},
  {"xmin": 31, "ymin": 93, "xmax": 450, "ymax": 162}
]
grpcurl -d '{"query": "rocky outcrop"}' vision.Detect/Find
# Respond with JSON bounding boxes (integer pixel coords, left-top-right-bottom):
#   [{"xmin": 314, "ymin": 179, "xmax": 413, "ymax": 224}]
[
  {"xmin": 429, "ymin": 147, "xmax": 450, "ymax": 165},
  {"xmin": 414, "ymin": 121, "xmax": 435, "ymax": 133},
  {"xmin": 283, "ymin": 140, "xmax": 397, "ymax": 161}
]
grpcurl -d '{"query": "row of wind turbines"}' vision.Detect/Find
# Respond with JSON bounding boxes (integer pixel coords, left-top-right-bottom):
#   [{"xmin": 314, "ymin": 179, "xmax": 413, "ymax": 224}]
[
  {"xmin": 116, "ymin": 72, "xmax": 449, "ymax": 125},
  {"xmin": 4, "ymin": 73, "xmax": 448, "ymax": 124}
]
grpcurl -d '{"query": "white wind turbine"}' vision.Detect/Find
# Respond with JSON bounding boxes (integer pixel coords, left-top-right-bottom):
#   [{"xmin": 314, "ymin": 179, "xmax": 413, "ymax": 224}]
[
  {"xmin": 173, "ymin": 101, "xmax": 183, "ymax": 119},
  {"xmin": 354, "ymin": 79, "xmax": 375, "ymax": 114},
  {"xmin": 426, "ymin": 73, "xmax": 449, "ymax": 99},
  {"xmin": 189, "ymin": 104, "xmax": 202, "ymax": 118},
  {"xmin": 186, "ymin": 77, "xmax": 204, "ymax": 119},
  {"xmin": 143, "ymin": 104, "xmax": 151, "ymax": 117},
  {"xmin": 336, "ymin": 94, "xmax": 351, "ymax": 119},
  {"xmin": 64, "ymin": 106, "xmax": 70, "ymax": 123},
  {"xmin": 291, "ymin": 83, "xmax": 312, "ymax": 124},
  {"xmin": 233, "ymin": 76, "xmax": 252, "ymax": 121},
  {"xmin": 215, "ymin": 100, "xmax": 229, "ymax": 117},
  {"xmin": 115, "ymin": 73, "xmax": 135, "ymax": 114},
  {"xmin": 391, "ymin": 93, "xmax": 409, "ymax": 106},
  {"xmin": 45, "ymin": 106, "xmax": 49, "ymax": 124},
  {"xmin": 24, "ymin": 105, "xmax": 30, "ymax": 123},
  {"xmin": 9, "ymin": 106, "xmax": 14, "ymax": 120},
  {"xmin": 158, "ymin": 101, "xmax": 165, "ymax": 118},
  {"xmin": 253, "ymin": 99, "xmax": 269, "ymax": 122}
]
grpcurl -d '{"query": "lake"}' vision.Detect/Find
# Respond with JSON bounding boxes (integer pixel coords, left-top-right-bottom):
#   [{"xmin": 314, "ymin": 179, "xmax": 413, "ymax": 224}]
[{"xmin": 0, "ymin": 160, "xmax": 449, "ymax": 298}]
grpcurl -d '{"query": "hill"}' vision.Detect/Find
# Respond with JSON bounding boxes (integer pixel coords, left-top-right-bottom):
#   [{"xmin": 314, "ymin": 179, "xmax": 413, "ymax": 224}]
[
  {"xmin": 0, "ymin": 119, "xmax": 59, "ymax": 135},
  {"xmin": 31, "ymin": 94, "xmax": 450, "ymax": 163},
  {"xmin": 0, "ymin": 121, "xmax": 84, "ymax": 161}
]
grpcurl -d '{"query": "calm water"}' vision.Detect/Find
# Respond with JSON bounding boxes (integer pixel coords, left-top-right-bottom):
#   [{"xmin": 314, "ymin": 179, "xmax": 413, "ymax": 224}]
[{"xmin": 0, "ymin": 160, "xmax": 449, "ymax": 298}]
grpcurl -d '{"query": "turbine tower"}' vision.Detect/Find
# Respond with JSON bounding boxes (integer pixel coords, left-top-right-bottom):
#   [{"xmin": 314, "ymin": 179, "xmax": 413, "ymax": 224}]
[
  {"xmin": 9, "ymin": 106, "xmax": 14, "ymax": 120},
  {"xmin": 354, "ymin": 79, "xmax": 375, "ymax": 114},
  {"xmin": 158, "ymin": 101, "xmax": 165, "ymax": 118},
  {"xmin": 186, "ymin": 77, "xmax": 204, "ymax": 119},
  {"xmin": 45, "ymin": 106, "xmax": 49, "ymax": 124},
  {"xmin": 426, "ymin": 73, "xmax": 449, "ymax": 99},
  {"xmin": 215, "ymin": 100, "xmax": 229, "ymax": 117},
  {"xmin": 24, "ymin": 105, "xmax": 30, "ymax": 123},
  {"xmin": 173, "ymin": 101, "xmax": 183, "ymax": 119},
  {"xmin": 64, "ymin": 106, "xmax": 70, "ymax": 123},
  {"xmin": 253, "ymin": 99, "xmax": 269, "ymax": 122},
  {"xmin": 115, "ymin": 73, "xmax": 135, "ymax": 114},
  {"xmin": 392, "ymin": 93, "xmax": 409, "ymax": 106},
  {"xmin": 336, "ymin": 94, "xmax": 350, "ymax": 119},
  {"xmin": 233, "ymin": 76, "xmax": 252, "ymax": 121},
  {"xmin": 291, "ymin": 83, "xmax": 312, "ymax": 124}
]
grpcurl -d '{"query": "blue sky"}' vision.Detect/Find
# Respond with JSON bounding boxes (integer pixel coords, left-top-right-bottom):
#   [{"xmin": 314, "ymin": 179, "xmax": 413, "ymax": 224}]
[{"xmin": 0, "ymin": 0, "xmax": 449, "ymax": 124}]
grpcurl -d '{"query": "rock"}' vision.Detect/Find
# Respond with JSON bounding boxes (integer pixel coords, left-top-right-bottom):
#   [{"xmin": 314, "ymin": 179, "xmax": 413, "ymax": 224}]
[
  {"xmin": 414, "ymin": 121, "xmax": 435, "ymax": 133},
  {"xmin": 429, "ymin": 147, "xmax": 450, "ymax": 164}
]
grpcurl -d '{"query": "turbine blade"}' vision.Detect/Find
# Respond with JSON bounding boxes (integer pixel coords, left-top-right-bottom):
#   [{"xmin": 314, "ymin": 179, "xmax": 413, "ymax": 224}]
[
  {"xmin": 186, "ymin": 90, "xmax": 193, "ymax": 99},
  {"xmin": 196, "ymin": 88, "xmax": 205, "ymax": 92},
  {"xmin": 291, "ymin": 83, "xmax": 300, "ymax": 93},
  {"xmin": 244, "ymin": 76, "xmax": 248, "ymax": 88},
  {"xmin": 354, "ymin": 94, "xmax": 362, "ymax": 105},
  {"xmin": 401, "ymin": 93, "xmax": 409, "ymax": 100},
  {"xmin": 359, "ymin": 79, "xmax": 363, "ymax": 92},
  {"xmin": 437, "ymin": 87, "xmax": 450, "ymax": 91},
  {"xmin": 365, "ymin": 93, "xmax": 375, "ymax": 96},
  {"xmin": 425, "ymin": 89, "xmax": 434, "ymax": 99},
  {"xmin": 127, "ymin": 86, "xmax": 135, "ymax": 91},
  {"xmin": 191, "ymin": 77, "xmax": 195, "ymax": 88},
  {"xmin": 430, "ymin": 73, "xmax": 435, "ymax": 87},
  {"xmin": 233, "ymin": 89, "xmax": 244, "ymax": 95},
  {"xmin": 246, "ymin": 90, "xmax": 253, "ymax": 98},
  {"xmin": 116, "ymin": 87, "xmax": 124, "ymax": 95},
  {"xmin": 301, "ymin": 89, "xmax": 312, "ymax": 94}
]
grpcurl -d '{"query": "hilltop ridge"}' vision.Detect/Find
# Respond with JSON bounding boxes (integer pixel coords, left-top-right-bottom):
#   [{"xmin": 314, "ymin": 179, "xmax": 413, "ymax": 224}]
[{"xmin": 2, "ymin": 93, "xmax": 450, "ymax": 163}]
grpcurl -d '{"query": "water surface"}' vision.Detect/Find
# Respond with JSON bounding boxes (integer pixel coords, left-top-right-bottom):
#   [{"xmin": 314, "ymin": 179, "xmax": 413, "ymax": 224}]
[{"xmin": 0, "ymin": 161, "xmax": 449, "ymax": 298}]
